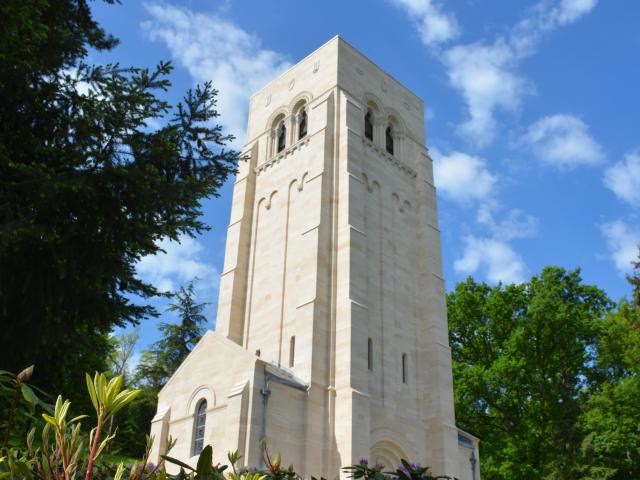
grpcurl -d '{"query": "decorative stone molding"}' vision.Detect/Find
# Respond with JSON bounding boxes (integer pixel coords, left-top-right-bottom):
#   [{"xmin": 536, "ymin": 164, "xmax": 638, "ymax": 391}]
[
  {"xmin": 255, "ymin": 136, "xmax": 311, "ymax": 176},
  {"xmin": 362, "ymin": 137, "xmax": 417, "ymax": 178}
]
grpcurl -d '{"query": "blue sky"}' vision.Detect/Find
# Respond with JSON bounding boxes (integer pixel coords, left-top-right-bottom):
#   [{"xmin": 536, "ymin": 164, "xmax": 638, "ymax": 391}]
[{"xmin": 93, "ymin": 0, "xmax": 640, "ymax": 356}]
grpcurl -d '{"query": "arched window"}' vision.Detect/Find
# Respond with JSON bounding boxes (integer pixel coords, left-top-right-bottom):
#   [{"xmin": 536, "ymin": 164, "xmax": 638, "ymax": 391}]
[
  {"xmin": 364, "ymin": 111, "xmax": 374, "ymax": 141},
  {"xmin": 386, "ymin": 125, "xmax": 394, "ymax": 155},
  {"xmin": 277, "ymin": 122, "xmax": 286, "ymax": 153},
  {"xmin": 192, "ymin": 399, "xmax": 207, "ymax": 456},
  {"xmin": 401, "ymin": 353, "xmax": 408, "ymax": 384},
  {"xmin": 298, "ymin": 109, "xmax": 307, "ymax": 140}
]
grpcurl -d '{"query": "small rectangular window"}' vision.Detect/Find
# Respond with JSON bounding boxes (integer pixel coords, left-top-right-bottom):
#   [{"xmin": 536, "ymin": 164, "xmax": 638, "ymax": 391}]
[
  {"xmin": 367, "ymin": 338, "xmax": 373, "ymax": 371},
  {"xmin": 289, "ymin": 336, "xmax": 296, "ymax": 367},
  {"xmin": 402, "ymin": 353, "xmax": 408, "ymax": 384}
]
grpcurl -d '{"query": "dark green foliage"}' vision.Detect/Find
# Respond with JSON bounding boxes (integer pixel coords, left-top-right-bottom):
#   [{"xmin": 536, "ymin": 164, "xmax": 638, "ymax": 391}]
[
  {"xmin": 448, "ymin": 267, "xmax": 613, "ymax": 479},
  {"xmin": 0, "ymin": 0, "xmax": 238, "ymax": 409},
  {"xmin": 0, "ymin": 366, "xmax": 51, "ymax": 451}
]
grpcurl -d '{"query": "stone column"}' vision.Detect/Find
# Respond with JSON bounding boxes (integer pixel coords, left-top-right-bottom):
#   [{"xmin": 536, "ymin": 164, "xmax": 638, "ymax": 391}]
[
  {"xmin": 374, "ymin": 115, "xmax": 385, "ymax": 149},
  {"xmin": 287, "ymin": 114, "xmax": 296, "ymax": 146}
]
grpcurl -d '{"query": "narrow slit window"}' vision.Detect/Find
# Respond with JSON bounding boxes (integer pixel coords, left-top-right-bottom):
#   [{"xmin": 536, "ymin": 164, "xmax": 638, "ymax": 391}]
[
  {"xmin": 402, "ymin": 353, "xmax": 408, "ymax": 384},
  {"xmin": 298, "ymin": 110, "xmax": 307, "ymax": 139},
  {"xmin": 368, "ymin": 338, "xmax": 373, "ymax": 371},
  {"xmin": 289, "ymin": 336, "xmax": 296, "ymax": 367},
  {"xmin": 192, "ymin": 399, "xmax": 207, "ymax": 456},
  {"xmin": 386, "ymin": 125, "xmax": 394, "ymax": 155},
  {"xmin": 364, "ymin": 111, "xmax": 373, "ymax": 141},
  {"xmin": 277, "ymin": 123, "xmax": 286, "ymax": 153}
]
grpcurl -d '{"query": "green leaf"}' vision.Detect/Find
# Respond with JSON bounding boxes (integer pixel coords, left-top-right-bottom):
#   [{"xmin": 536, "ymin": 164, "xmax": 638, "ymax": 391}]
[
  {"xmin": 41, "ymin": 413, "xmax": 57, "ymax": 427},
  {"xmin": 69, "ymin": 415, "xmax": 88, "ymax": 424},
  {"xmin": 86, "ymin": 373, "xmax": 98, "ymax": 412},
  {"xmin": 20, "ymin": 384, "xmax": 38, "ymax": 412},
  {"xmin": 196, "ymin": 445, "xmax": 213, "ymax": 475},
  {"xmin": 162, "ymin": 455, "xmax": 195, "ymax": 472}
]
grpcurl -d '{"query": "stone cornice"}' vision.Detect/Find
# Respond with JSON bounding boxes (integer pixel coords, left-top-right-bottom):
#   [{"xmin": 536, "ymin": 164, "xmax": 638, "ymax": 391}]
[
  {"xmin": 255, "ymin": 135, "xmax": 311, "ymax": 176},
  {"xmin": 362, "ymin": 137, "xmax": 417, "ymax": 179}
]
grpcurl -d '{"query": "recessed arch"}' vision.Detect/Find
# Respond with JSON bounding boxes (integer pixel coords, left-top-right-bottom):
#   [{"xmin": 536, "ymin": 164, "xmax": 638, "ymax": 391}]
[
  {"xmin": 362, "ymin": 92, "xmax": 383, "ymax": 114},
  {"xmin": 371, "ymin": 428, "xmax": 414, "ymax": 460},
  {"xmin": 362, "ymin": 172, "xmax": 381, "ymax": 193},
  {"xmin": 265, "ymin": 107, "xmax": 289, "ymax": 133},
  {"xmin": 384, "ymin": 107, "xmax": 407, "ymax": 133},
  {"xmin": 186, "ymin": 385, "xmax": 215, "ymax": 416},
  {"xmin": 371, "ymin": 439, "xmax": 410, "ymax": 470},
  {"xmin": 288, "ymin": 91, "xmax": 313, "ymax": 113}
]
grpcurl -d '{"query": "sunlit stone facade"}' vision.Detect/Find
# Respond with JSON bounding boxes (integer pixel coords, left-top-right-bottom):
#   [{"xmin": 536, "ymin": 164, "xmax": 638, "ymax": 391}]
[{"xmin": 150, "ymin": 36, "xmax": 480, "ymax": 480}]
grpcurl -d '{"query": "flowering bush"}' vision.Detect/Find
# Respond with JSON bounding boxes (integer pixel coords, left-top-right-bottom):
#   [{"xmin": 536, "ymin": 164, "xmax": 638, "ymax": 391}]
[
  {"xmin": 0, "ymin": 367, "xmax": 456, "ymax": 480},
  {"xmin": 344, "ymin": 458, "xmax": 456, "ymax": 480}
]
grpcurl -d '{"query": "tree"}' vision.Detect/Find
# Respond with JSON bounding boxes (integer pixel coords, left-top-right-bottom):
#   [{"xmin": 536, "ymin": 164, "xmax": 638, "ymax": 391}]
[
  {"xmin": 447, "ymin": 267, "xmax": 612, "ymax": 480},
  {"xmin": 106, "ymin": 328, "xmax": 140, "ymax": 445},
  {"xmin": 108, "ymin": 328, "xmax": 140, "ymax": 383},
  {"xmin": 627, "ymin": 247, "xmax": 640, "ymax": 307},
  {"xmin": 0, "ymin": 0, "xmax": 237, "ymax": 406},
  {"xmin": 136, "ymin": 280, "xmax": 209, "ymax": 391},
  {"xmin": 108, "ymin": 281, "xmax": 208, "ymax": 456},
  {"xmin": 580, "ymin": 261, "xmax": 640, "ymax": 479}
]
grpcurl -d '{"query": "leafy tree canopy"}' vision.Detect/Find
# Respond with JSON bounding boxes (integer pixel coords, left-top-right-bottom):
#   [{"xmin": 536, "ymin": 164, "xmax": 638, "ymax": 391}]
[
  {"xmin": 0, "ymin": 0, "xmax": 237, "ymax": 407},
  {"xmin": 580, "ymin": 255, "xmax": 640, "ymax": 479},
  {"xmin": 448, "ymin": 267, "xmax": 613, "ymax": 479}
]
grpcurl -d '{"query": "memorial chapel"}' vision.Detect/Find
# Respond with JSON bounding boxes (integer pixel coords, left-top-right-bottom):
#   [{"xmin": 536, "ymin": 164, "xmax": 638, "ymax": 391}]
[{"xmin": 149, "ymin": 36, "xmax": 480, "ymax": 480}]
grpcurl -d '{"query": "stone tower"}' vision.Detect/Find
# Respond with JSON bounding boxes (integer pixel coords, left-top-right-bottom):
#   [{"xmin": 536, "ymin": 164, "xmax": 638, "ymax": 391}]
[{"xmin": 150, "ymin": 36, "xmax": 480, "ymax": 480}]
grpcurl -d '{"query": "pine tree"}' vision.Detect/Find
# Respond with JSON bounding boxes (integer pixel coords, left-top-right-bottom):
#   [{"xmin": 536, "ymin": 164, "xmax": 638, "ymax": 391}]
[
  {"xmin": 0, "ymin": 0, "xmax": 237, "ymax": 405},
  {"xmin": 136, "ymin": 281, "xmax": 209, "ymax": 391}
]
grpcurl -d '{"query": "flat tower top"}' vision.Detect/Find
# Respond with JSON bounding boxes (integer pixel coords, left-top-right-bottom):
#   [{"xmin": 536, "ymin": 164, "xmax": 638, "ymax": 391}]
[{"xmin": 247, "ymin": 36, "xmax": 425, "ymax": 144}]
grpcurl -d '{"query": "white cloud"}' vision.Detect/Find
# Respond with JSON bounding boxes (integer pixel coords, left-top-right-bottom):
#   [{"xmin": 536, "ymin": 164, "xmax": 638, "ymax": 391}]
[
  {"xmin": 432, "ymin": 149, "xmax": 496, "ymax": 204},
  {"xmin": 477, "ymin": 205, "xmax": 538, "ymax": 240},
  {"xmin": 142, "ymin": 3, "xmax": 291, "ymax": 145},
  {"xmin": 454, "ymin": 235, "xmax": 527, "ymax": 284},
  {"xmin": 549, "ymin": 0, "xmax": 599, "ymax": 26},
  {"xmin": 510, "ymin": 0, "xmax": 598, "ymax": 53},
  {"xmin": 444, "ymin": 41, "xmax": 527, "ymax": 145},
  {"xmin": 604, "ymin": 152, "xmax": 640, "ymax": 208},
  {"xmin": 390, "ymin": 0, "xmax": 459, "ymax": 46},
  {"xmin": 601, "ymin": 220, "xmax": 640, "ymax": 274},
  {"xmin": 521, "ymin": 114, "xmax": 604, "ymax": 168},
  {"xmin": 137, "ymin": 235, "xmax": 219, "ymax": 294},
  {"xmin": 436, "ymin": 0, "xmax": 598, "ymax": 146}
]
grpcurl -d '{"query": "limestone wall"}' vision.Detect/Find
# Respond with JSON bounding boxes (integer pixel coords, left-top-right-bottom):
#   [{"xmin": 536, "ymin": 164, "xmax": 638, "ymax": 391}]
[{"xmin": 153, "ymin": 36, "xmax": 479, "ymax": 480}]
